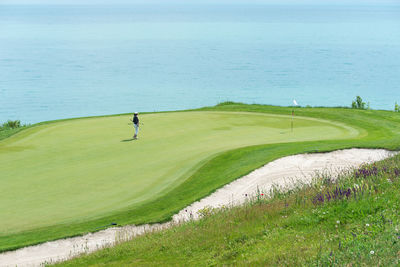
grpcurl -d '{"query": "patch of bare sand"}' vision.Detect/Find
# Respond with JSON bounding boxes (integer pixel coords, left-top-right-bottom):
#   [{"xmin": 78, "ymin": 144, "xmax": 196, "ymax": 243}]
[{"xmin": 0, "ymin": 149, "xmax": 397, "ymax": 266}]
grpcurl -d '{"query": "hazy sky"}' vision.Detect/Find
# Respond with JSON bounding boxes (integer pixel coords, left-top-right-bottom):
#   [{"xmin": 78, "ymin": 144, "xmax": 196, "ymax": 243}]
[{"xmin": 0, "ymin": 0, "xmax": 398, "ymax": 5}]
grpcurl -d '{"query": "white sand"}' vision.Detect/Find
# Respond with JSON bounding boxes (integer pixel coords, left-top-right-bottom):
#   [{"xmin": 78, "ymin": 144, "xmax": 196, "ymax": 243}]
[{"xmin": 0, "ymin": 149, "xmax": 397, "ymax": 267}]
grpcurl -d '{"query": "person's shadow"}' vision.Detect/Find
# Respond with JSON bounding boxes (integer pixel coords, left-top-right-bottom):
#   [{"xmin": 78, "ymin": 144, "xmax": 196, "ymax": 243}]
[{"xmin": 121, "ymin": 138, "xmax": 135, "ymax": 142}]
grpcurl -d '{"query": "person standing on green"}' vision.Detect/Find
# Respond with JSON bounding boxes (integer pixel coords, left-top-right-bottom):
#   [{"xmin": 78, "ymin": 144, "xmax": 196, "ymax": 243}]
[{"xmin": 131, "ymin": 112, "xmax": 139, "ymax": 140}]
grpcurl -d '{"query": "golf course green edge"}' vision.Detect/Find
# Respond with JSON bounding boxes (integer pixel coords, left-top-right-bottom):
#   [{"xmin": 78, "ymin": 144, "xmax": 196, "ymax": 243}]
[{"xmin": 1, "ymin": 102, "xmax": 400, "ymax": 253}]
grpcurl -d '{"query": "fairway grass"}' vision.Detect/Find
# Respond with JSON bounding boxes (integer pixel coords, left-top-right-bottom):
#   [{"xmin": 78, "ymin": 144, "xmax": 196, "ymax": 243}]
[
  {"xmin": 0, "ymin": 112, "xmax": 352, "ymax": 233},
  {"xmin": 0, "ymin": 104, "xmax": 399, "ymax": 252}
]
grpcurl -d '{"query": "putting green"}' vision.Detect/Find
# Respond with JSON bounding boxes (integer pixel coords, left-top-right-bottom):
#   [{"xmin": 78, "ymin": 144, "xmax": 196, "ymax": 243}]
[{"xmin": 0, "ymin": 111, "xmax": 358, "ymax": 235}]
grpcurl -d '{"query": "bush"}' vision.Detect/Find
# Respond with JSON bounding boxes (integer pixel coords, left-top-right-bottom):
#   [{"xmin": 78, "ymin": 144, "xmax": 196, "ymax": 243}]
[
  {"xmin": 395, "ymin": 102, "xmax": 400, "ymax": 112},
  {"xmin": 1, "ymin": 120, "xmax": 22, "ymax": 130},
  {"xmin": 216, "ymin": 101, "xmax": 242, "ymax": 106},
  {"xmin": 351, "ymin": 96, "xmax": 366, "ymax": 110}
]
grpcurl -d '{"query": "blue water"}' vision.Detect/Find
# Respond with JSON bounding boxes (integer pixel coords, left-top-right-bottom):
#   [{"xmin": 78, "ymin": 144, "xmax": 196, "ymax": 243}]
[{"xmin": 1, "ymin": 2, "xmax": 400, "ymax": 123}]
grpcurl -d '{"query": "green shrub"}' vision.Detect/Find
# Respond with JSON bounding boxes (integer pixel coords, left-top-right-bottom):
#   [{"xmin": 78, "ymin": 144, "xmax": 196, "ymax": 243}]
[
  {"xmin": 395, "ymin": 102, "xmax": 400, "ymax": 112},
  {"xmin": 351, "ymin": 96, "xmax": 366, "ymax": 110},
  {"xmin": 216, "ymin": 101, "xmax": 242, "ymax": 106},
  {"xmin": 1, "ymin": 120, "xmax": 21, "ymax": 130}
]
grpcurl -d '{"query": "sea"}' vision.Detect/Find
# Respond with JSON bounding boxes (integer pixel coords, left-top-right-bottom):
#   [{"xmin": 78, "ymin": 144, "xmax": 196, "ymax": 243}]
[{"xmin": 1, "ymin": 1, "xmax": 400, "ymax": 123}]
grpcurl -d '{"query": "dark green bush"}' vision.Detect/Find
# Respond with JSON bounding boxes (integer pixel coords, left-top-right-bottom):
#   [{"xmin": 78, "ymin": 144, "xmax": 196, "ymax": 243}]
[
  {"xmin": 351, "ymin": 96, "xmax": 366, "ymax": 109},
  {"xmin": 1, "ymin": 120, "xmax": 22, "ymax": 130}
]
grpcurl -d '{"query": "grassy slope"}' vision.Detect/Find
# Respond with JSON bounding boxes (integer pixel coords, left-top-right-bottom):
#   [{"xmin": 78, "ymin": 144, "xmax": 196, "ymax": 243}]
[
  {"xmin": 1, "ymin": 103, "xmax": 400, "ymax": 252},
  {"xmin": 58, "ymin": 153, "xmax": 400, "ymax": 266},
  {"xmin": 0, "ymin": 126, "xmax": 27, "ymax": 142}
]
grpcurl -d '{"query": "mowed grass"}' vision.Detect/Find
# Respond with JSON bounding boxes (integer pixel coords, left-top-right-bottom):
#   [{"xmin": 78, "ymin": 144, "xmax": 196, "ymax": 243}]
[{"xmin": 0, "ymin": 111, "xmax": 354, "ymax": 250}]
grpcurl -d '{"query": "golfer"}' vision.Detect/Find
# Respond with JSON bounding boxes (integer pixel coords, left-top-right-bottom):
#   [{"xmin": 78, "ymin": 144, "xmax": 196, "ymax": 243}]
[{"xmin": 132, "ymin": 112, "xmax": 140, "ymax": 139}]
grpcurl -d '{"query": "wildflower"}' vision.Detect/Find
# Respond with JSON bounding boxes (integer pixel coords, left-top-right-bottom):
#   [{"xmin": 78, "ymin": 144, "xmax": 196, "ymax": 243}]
[
  {"xmin": 370, "ymin": 250, "xmax": 374, "ymax": 255},
  {"xmin": 336, "ymin": 220, "xmax": 340, "ymax": 224},
  {"xmin": 366, "ymin": 223, "xmax": 370, "ymax": 227}
]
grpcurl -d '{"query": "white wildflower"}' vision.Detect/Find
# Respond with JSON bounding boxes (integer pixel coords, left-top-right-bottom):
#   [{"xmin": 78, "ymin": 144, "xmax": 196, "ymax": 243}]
[{"xmin": 370, "ymin": 250, "xmax": 374, "ymax": 255}]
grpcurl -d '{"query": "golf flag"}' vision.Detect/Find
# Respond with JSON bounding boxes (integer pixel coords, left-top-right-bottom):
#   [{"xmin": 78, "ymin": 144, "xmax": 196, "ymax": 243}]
[{"xmin": 293, "ymin": 99, "xmax": 298, "ymax": 106}]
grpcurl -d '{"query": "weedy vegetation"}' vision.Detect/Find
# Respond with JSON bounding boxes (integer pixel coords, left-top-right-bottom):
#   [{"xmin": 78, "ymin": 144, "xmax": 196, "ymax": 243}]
[{"xmin": 57, "ymin": 154, "xmax": 400, "ymax": 266}]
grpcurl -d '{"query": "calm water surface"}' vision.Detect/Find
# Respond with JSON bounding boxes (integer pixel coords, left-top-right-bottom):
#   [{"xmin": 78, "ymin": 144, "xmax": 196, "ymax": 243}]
[{"xmin": 0, "ymin": 3, "xmax": 399, "ymax": 123}]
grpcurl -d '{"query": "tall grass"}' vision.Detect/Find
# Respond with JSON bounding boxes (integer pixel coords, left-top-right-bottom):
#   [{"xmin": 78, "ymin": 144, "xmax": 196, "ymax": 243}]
[{"xmin": 58, "ymin": 154, "xmax": 400, "ymax": 266}]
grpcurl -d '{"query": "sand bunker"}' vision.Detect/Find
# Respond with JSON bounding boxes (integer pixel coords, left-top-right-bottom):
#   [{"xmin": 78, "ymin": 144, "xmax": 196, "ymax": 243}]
[{"xmin": 0, "ymin": 148, "xmax": 397, "ymax": 266}]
